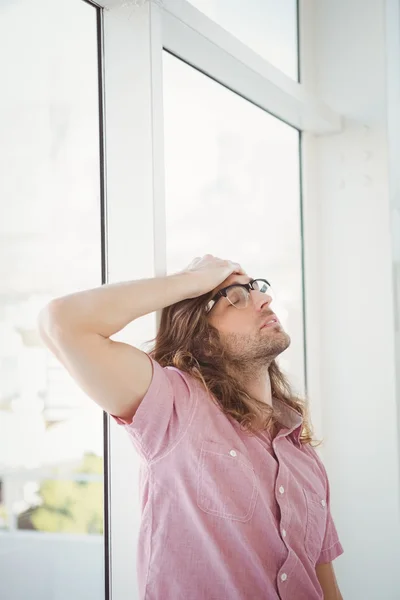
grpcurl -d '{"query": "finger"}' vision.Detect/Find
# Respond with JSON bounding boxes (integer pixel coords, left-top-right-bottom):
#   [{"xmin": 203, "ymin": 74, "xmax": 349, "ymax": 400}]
[
  {"xmin": 231, "ymin": 261, "xmax": 243, "ymax": 273},
  {"xmin": 236, "ymin": 265, "xmax": 247, "ymax": 276},
  {"xmin": 188, "ymin": 257, "xmax": 201, "ymax": 267}
]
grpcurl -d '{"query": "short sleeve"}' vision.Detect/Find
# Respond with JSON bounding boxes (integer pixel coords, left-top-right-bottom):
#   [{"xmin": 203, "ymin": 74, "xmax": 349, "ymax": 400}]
[
  {"xmin": 309, "ymin": 447, "xmax": 344, "ymax": 565},
  {"xmin": 112, "ymin": 356, "xmax": 195, "ymax": 463}
]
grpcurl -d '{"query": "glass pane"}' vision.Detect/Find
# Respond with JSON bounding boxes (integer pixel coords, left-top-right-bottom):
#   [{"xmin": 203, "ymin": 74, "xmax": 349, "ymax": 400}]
[
  {"xmin": 0, "ymin": 1, "xmax": 104, "ymax": 599},
  {"xmin": 186, "ymin": 0, "xmax": 298, "ymax": 80},
  {"xmin": 163, "ymin": 52, "xmax": 304, "ymax": 393}
]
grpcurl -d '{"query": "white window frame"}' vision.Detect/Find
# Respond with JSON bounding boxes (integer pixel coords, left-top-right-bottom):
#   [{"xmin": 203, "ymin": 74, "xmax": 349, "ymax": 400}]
[{"xmin": 93, "ymin": 0, "xmax": 342, "ymax": 597}]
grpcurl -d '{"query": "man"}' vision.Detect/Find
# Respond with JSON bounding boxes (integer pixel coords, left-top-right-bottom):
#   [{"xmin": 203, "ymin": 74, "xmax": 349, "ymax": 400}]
[{"xmin": 38, "ymin": 254, "xmax": 344, "ymax": 599}]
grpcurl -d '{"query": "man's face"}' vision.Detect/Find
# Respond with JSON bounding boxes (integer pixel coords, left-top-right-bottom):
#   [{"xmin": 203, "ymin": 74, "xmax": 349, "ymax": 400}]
[{"xmin": 207, "ymin": 273, "xmax": 290, "ymax": 367}]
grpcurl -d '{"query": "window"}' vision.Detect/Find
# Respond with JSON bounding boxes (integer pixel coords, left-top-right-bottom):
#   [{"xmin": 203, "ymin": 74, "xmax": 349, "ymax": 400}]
[
  {"xmin": 186, "ymin": 0, "xmax": 299, "ymax": 79},
  {"xmin": 163, "ymin": 52, "xmax": 305, "ymax": 392},
  {"xmin": 0, "ymin": 1, "xmax": 104, "ymax": 598}
]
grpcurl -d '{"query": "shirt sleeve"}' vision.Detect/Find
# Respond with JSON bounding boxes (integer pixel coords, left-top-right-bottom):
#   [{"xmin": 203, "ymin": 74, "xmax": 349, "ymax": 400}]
[
  {"xmin": 311, "ymin": 448, "xmax": 345, "ymax": 565},
  {"xmin": 111, "ymin": 355, "xmax": 196, "ymax": 463}
]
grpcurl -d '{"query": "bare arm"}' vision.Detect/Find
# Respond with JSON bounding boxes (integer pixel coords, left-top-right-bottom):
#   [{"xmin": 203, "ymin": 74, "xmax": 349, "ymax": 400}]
[
  {"xmin": 316, "ymin": 562, "xmax": 343, "ymax": 600},
  {"xmin": 37, "ymin": 256, "xmax": 245, "ymax": 422},
  {"xmin": 40, "ymin": 272, "xmax": 200, "ymax": 339},
  {"xmin": 37, "ymin": 272, "xmax": 200, "ymax": 422}
]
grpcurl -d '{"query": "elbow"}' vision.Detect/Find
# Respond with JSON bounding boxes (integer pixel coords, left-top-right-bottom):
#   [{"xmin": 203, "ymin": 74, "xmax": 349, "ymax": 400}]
[{"xmin": 37, "ymin": 301, "xmax": 66, "ymax": 341}]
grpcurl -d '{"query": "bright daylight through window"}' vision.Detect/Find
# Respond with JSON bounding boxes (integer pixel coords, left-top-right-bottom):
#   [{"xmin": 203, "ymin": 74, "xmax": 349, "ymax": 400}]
[
  {"xmin": 0, "ymin": 1, "xmax": 104, "ymax": 599},
  {"xmin": 185, "ymin": 0, "xmax": 299, "ymax": 79},
  {"xmin": 163, "ymin": 52, "xmax": 305, "ymax": 393}
]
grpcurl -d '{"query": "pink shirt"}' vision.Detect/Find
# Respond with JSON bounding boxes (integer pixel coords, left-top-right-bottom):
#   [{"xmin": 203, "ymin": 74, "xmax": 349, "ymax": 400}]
[{"xmin": 114, "ymin": 357, "xmax": 344, "ymax": 599}]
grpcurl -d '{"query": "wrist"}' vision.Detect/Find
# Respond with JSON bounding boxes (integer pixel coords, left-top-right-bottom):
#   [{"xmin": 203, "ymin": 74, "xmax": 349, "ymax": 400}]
[{"xmin": 170, "ymin": 270, "xmax": 205, "ymax": 300}]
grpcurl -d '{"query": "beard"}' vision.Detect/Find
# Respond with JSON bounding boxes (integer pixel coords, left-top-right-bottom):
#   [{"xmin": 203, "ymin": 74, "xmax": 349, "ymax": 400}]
[{"xmin": 219, "ymin": 327, "xmax": 291, "ymax": 376}]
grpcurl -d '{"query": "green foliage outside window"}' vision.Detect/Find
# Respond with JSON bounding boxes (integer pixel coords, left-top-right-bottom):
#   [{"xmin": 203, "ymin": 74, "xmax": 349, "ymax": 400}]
[{"xmin": 20, "ymin": 453, "xmax": 103, "ymax": 535}]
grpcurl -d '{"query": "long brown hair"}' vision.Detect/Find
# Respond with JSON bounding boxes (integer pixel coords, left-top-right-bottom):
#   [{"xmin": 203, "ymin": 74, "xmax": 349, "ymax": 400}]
[{"xmin": 144, "ymin": 292, "xmax": 320, "ymax": 446}]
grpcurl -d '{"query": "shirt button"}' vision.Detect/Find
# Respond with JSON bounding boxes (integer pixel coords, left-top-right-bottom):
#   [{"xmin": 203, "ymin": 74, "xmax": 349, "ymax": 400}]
[
  {"xmin": 321, "ymin": 499, "xmax": 326, "ymax": 507},
  {"xmin": 279, "ymin": 486, "xmax": 285, "ymax": 494},
  {"xmin": 281, "ymin": 573, "xmax": 288, "ymax": 582},
  {"xmin": 282, "ymin": 529, "xmax": 287, "ymax": 538},
  {"xmin": 229, "ymin": 450, "xmax": 237, "ymax": 457}
]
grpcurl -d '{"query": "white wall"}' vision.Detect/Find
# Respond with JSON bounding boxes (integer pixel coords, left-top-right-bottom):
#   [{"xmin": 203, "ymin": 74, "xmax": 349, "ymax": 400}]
[
  {"xmin": 385, "ymin": 0, "xmax": 400, "ymax": 470},
  {"xmin": 306, "ymin": 1, "xmax": 400, "ymax": 597}
]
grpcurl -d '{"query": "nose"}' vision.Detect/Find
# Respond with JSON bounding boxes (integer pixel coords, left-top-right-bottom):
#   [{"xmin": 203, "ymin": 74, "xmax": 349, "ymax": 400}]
[{"xmin": 250, "ymin": 290, "xmax": 272, "ymax": 311}]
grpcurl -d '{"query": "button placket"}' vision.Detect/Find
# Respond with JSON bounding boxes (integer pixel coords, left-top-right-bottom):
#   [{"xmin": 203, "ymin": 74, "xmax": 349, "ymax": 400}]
[{"xmin": 277, "ymin": 481, "xmax": 289, "ymax": 547}]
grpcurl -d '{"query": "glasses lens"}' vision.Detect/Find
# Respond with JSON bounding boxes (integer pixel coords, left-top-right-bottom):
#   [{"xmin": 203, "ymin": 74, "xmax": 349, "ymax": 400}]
[
  {"xmin": 252, "ymin": 279, "xmax": 270, "ymax": 293},
  {"xmin": 253, "ymin": 279, "xmax": 275, "ymax": 301},
  {"xmin": 226, "ymin": 286, "xmax": 249, "ymax": 309}
]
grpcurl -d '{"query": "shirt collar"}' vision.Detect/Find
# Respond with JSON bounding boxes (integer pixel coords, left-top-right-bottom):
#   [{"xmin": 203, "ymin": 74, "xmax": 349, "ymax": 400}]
[{"xmin": 272, "ymin": 396, "xmax": 303, "ymax": 447}]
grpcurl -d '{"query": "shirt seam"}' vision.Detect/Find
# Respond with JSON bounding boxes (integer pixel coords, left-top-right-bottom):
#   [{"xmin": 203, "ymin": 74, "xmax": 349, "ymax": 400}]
[
  {"xmin": 129, "ymin": 428, "xmax": 151, "ymax": 462},
  {"xmin": 143, "ymin": 467, "xmax": 153, "ymax": 600},
  {"xmin": 320, "ymin": 540, "xmax": 341, "ymax": 553},
  {"xmin": 125, "ymin": 361, "xmax": 166, "ymax": 462}
]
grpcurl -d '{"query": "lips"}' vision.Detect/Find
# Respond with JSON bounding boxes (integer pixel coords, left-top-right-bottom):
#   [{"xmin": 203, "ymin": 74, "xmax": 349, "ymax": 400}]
[{"xmin": 260, "ymin": 315, "xmax": 279, "ymax": 329}]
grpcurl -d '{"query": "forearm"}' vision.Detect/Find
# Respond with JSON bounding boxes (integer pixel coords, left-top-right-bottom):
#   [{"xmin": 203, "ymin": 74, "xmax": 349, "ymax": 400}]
[
  {"xmin": 41, "ymin": 271, "xmax": 199, "ymax": 338},
  {"xmin": 316, "ymin": 563, "xmax": 342, "ymax": 600}
]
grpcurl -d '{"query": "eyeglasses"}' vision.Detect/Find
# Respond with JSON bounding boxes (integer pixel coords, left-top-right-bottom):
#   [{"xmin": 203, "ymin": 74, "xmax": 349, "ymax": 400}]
[{"xmin": 205, "ymin": 278, "xmax": 273, "ymax": 314}]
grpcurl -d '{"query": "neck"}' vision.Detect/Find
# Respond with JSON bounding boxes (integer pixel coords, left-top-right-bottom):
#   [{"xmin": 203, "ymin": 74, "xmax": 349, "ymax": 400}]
[
  {"xmin": 244, "ymin": 368, "xmax": 273, "ymax": 407},
  {"xmin": 226, "ymin": 362, "xmax": 273, "ymax": 407}
]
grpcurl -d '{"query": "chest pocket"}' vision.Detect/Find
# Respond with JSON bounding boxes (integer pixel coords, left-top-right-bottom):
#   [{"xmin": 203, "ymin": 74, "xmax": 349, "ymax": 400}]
[
  {"xmin": 303, "ymin": 488, "xmax": 328, "ymax": 563},
  {"xmin": 197, "ymin": 440, "xmax": 258, "ymax": 522}
]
